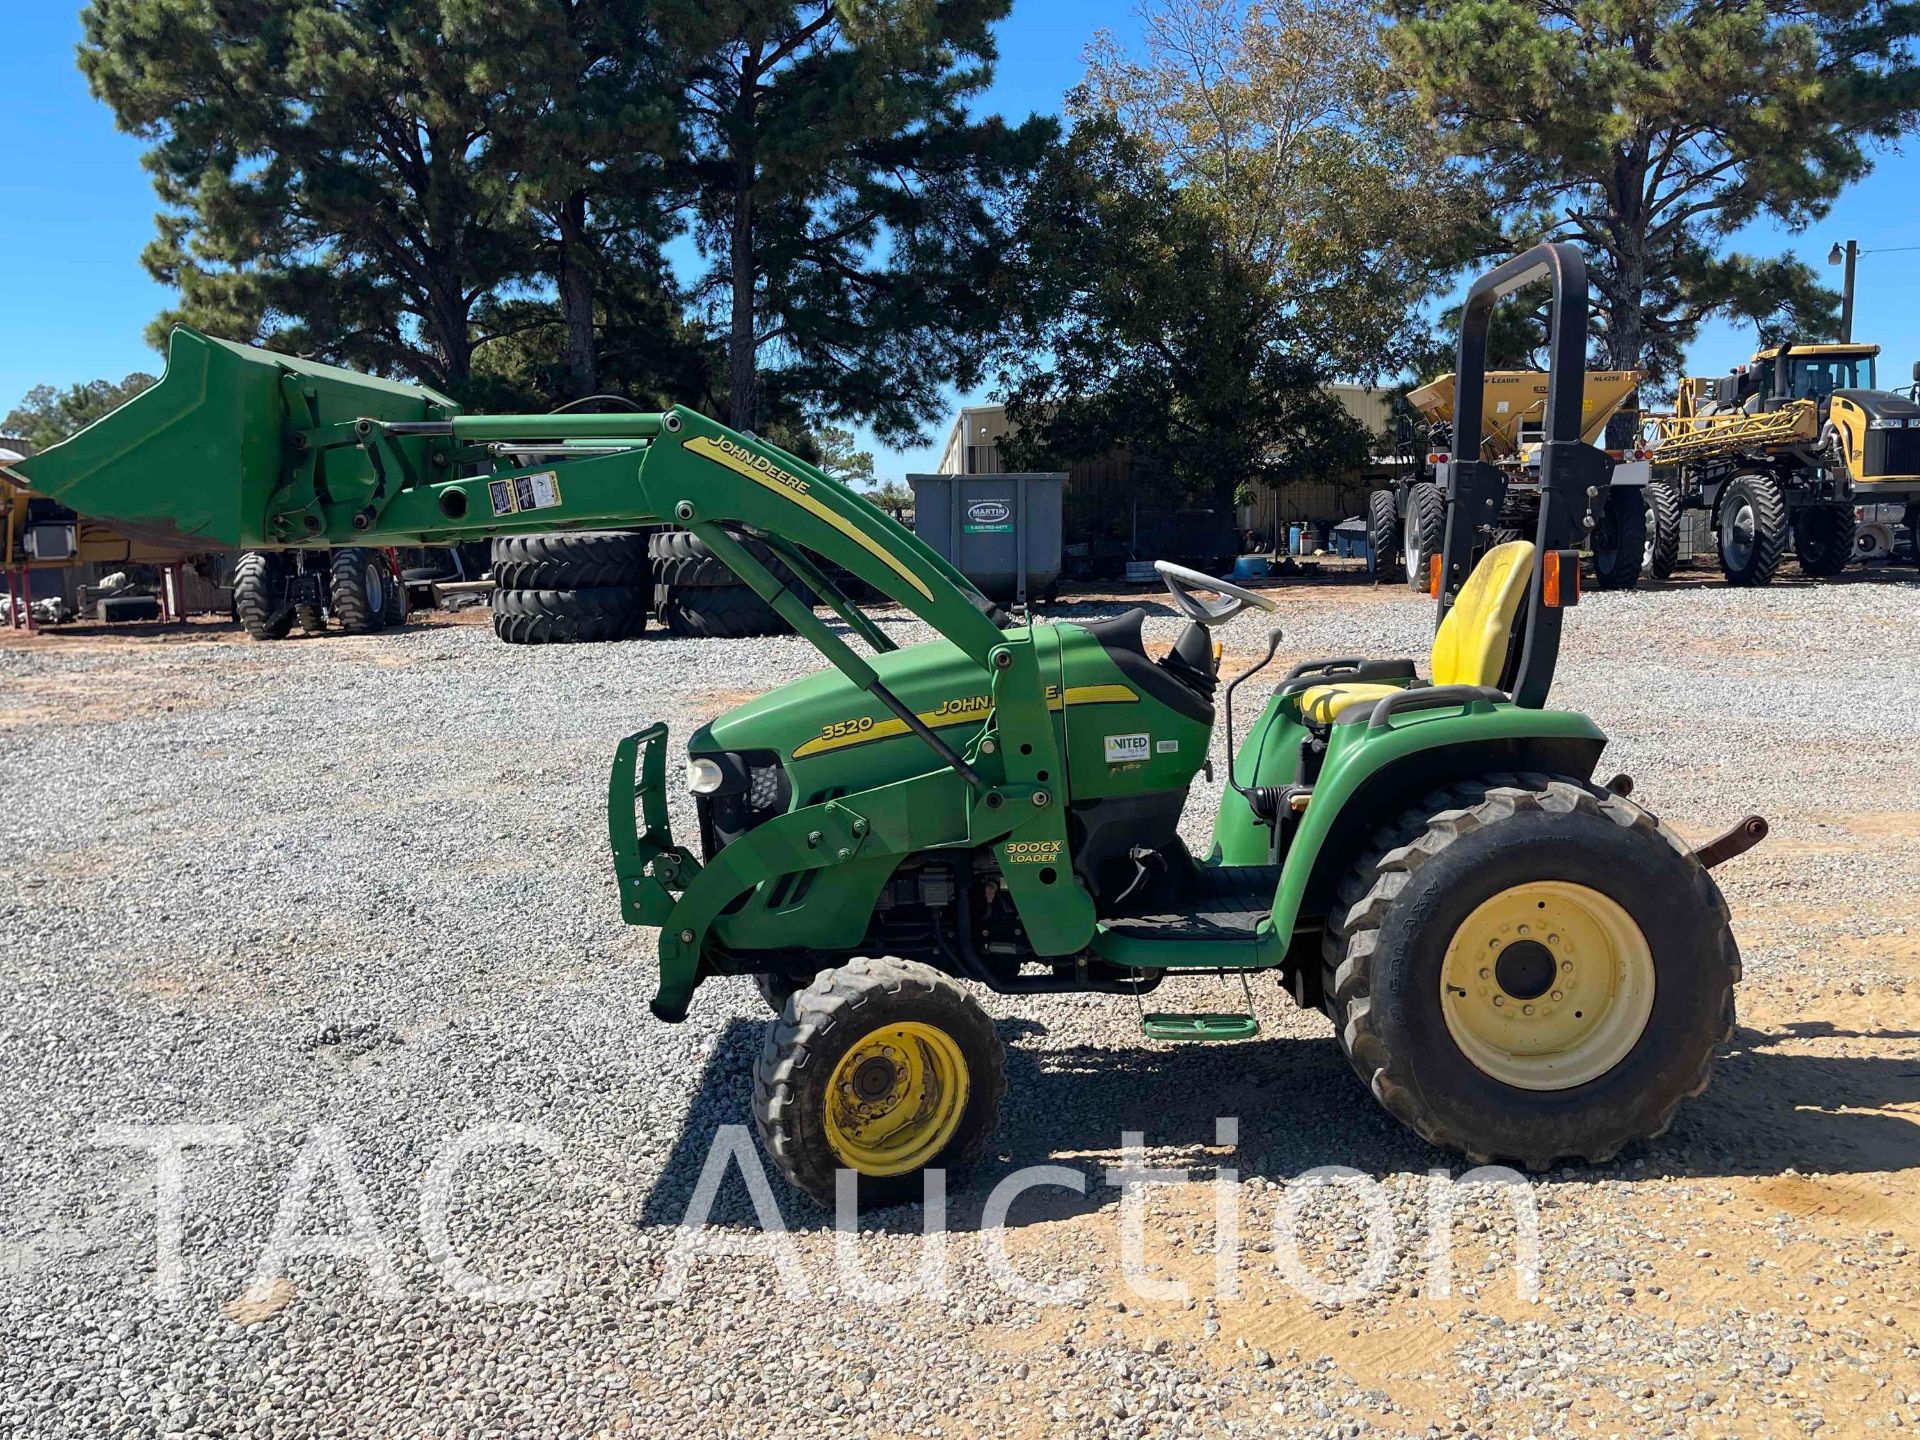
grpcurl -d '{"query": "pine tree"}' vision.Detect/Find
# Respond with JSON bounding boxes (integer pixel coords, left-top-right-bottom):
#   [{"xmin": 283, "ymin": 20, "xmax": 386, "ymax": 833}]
[
  {"xmin": 1387, "ymin": 0, "xmax": 1920, "ymax": 383},
  {"xmin": 80, "ymin": 0, "xmax": 542, "ymax": 394},
  {"xmin": 658, "ymin": 0, "xmax": 1054, "ymax": 441}
]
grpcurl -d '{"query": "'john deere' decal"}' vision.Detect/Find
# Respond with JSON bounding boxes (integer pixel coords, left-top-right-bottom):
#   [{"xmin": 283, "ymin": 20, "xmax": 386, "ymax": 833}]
[{"xmin": 683, "ymin": 433, "xmax": 932, "ymax": 600}]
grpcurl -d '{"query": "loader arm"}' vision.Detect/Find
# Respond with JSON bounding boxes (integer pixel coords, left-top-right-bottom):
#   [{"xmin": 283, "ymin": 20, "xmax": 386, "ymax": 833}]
[{"xmin": 11, "ymin": 326, "xmax": 1094, "ymax": 1012}]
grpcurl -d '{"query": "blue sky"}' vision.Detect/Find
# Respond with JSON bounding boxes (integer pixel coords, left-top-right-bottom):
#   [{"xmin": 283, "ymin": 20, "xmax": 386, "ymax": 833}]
[{"xmin": 4, "ymin": 2, "xmax": 1916, "ymax": 479}]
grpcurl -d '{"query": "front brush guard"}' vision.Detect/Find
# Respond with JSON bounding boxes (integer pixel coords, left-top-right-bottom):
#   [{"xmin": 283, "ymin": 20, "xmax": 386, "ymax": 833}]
[{"xmin": 608, "ymin": 723, "xmax": 700, "ymax": 927}]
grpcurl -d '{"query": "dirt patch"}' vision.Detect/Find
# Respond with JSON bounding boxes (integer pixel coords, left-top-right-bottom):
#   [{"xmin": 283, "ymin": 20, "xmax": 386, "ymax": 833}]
[
  {"xmin": 222, "ymin": 1277, "xmax": 296, "ymax": 1325},
  {"xmin": 0, "ymin": 665, "xmax": 233, "ymax": 727}
]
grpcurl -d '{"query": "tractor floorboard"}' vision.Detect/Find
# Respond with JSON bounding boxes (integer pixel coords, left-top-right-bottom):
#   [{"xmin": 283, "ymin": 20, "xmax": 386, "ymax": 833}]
[{"xmin": 1101, "ymin": 864, "xmax": 1278, "ymax": 943}]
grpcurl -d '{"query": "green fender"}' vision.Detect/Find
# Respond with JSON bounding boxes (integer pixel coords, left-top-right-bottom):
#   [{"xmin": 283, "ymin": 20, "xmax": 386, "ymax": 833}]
[
  {"xmin": 1101, "ymin": 694, "xmax": 1609, "ymax": 971},
  {"xmin": 1266, "ymin": 697, "xmax": 1608, "ymax": 939}
]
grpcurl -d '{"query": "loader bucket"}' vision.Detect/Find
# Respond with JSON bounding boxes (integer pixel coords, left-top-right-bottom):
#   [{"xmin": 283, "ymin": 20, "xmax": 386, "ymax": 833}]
[
  {"xmin": 1408, "ymin": 369, "xmax": 1641, "ymax": 454},
  {"xmin": 9, "ymin": 327, "xmax": 458, "ymax": 552}
]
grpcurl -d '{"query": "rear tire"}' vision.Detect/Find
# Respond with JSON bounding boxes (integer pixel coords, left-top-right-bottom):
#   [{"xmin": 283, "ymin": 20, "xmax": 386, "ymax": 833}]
[
  {"xmin": 657, "ymin": 583, "xmax": 792, "ymax": 639},
  {"xmin": 490, "ymin": 586, "xmax": 649, "ymax": 644},
  {"xmin": 329, "ymin": 547, "xmax": 387, "ymax": 632},
  {"xmin": 1716, "ymin": 473, "xmax": 1788, "ymax": 586},
  {"xmin": 490, "ymin": 531, "xmax": 651, "ymax": 590},
  {"xmin": 1589, "ymin": 488, "xmax": 1646, "ymax": 590},
  {"xmin": 753, "ymin": 957, "xmax": 1006, "ymax": 1206},
  {"xmin": 1322, "ymin": 774, "xmax": 1738, "ymax": 1169},
  {"xmin": 233, "ymin": 551, "xmax": 293, "ymax": 641},
  {"xmin": 1643, "ymin": 480, "xmax": 1682, "ymax": 580},
  {"xmin": 1367, "ymin": 489, "xmax": 1400, "ymax": 582},
  {"xmin": 1403, "ymin": 482, "xmax": 1445, "ymax": 593},
  {"xmin": 1792, "ymin": 503, "xmax": 1854, "ymax": 577}
]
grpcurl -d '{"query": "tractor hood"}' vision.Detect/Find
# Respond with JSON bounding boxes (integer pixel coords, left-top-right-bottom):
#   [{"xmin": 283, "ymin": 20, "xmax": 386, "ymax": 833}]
[
  {"xmin": 1833, "ymin": 389, "xmax": 1920, "ymax": 422},
  {"xmin": 685, "ymin": 613, "xmax": 1215, "ymax": 807},
  {"xmin": 691, "ymin": 633, "xmax": 993, "ymax": 771}
]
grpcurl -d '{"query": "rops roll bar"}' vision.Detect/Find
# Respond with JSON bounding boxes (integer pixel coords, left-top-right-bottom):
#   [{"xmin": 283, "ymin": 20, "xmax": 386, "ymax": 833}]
[{"xmin": 1442, "ymin": 242, "xmax": 1611, "ymax": 709}]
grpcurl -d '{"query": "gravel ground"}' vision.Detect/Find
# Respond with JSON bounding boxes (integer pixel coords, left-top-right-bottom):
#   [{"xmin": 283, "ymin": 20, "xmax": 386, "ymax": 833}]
[{"xmin": 2, "ymin": 563, "xmax": 1918, "ymax": 1439}]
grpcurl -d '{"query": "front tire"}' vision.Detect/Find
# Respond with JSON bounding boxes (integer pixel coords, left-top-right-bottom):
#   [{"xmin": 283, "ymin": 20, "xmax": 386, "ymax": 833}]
[
  {"xmin": 1322, "ymin": 775, "xmax": 1738, "ymax": 1169},
  {"xmin": 753, "ymin": 958, "xmax": 1006, "ymax": 1206},
  {"xmin": 1589, "ymin": 487, "xmax": 1646, "ymax": 590},
  {"xmin": 1366, "ymin": 489, "xmax": 1401, "ymax": 583},
  {"xmin": 1792, "ymin": 503, "xmax": 1854, "ymax": 577},
  {"xmin": 1643, "ymin": 480, "xmax": 1682, "ymax": 580},
  {"xmin": 233, "ymin": 551, "xmax": 293, "ymax": 641},
  {"xmin": 1403, "ymin": 482, "xmax": 1444, "ymax": 593},
  {"xmin": 329, "ymin": 547, "xmax": 388, "ymax": 632},
  {"xmin": 753, "ymin": 970, "xmax": 811, "ymax": 1015},
  {"xmin": 1717, "ymin": 473, "xmax": 1788, "ymax": 586}
]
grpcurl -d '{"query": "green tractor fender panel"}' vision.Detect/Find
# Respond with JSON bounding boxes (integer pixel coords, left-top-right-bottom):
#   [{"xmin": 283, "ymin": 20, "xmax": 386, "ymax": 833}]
[{"xmin": 1266, "ymin": 699, "xmax": 1608, "ymax": 939}]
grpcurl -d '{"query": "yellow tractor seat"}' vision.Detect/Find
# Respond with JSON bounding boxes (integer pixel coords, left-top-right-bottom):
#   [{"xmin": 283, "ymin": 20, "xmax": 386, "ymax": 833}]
[
  {"xmin": 1298, "ymin": 682, "xmax": 1404, "ymax": 725},
  {"xmin": 1297, "ymin": 540, "xmax": 1537, "ymax": 724}
]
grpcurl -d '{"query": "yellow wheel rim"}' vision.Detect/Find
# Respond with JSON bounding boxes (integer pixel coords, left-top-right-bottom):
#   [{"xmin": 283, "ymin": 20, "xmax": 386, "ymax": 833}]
[
  {"xmin": 1440, "ymin": 881, "xmax": 1655, "ymax": 1091},
  {"xmin": 822, "ymin": 1020, "xmax": 971, "ymax": 1177}
]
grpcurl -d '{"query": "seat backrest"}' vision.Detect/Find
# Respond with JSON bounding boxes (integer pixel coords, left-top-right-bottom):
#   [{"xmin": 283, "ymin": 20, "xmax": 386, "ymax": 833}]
[{"xmin": 1429, "ymin": 540, "xmax": 1536, "ymax": 688}]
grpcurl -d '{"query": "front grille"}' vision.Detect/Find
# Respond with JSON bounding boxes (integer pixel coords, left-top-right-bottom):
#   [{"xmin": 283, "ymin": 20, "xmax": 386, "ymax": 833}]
[
  {"xmin": 1879, "ymin": 427, "xmax": 1920, "ymax": 476},
  {"xmin": 693, "ymin": 752, "xmax": 791, "ymax": 861}
]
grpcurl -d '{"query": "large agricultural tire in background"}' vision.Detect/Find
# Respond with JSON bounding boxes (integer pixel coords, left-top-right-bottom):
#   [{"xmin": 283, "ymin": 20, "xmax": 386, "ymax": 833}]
[
  {"xmin": 491, "ymin": 586, "xmax": 649, "ymax": 644},
  {"xmin": 329, "ymin": 547, "xmax": 389, "ymax": 633},
  {"xmin": 1643, "ymin": 480, "xmax": 1682, "ymax": 580},
  {"xmin": 491, "ymin": 531, "xmax": 651, "ymax": 590},
  {"xmin": 1717, "ymin": 473, "xmax": 1789, "ymax": 586},
  {"xmin": 1589, "ymin": 487, "xmax": 1647, "ymax": 590},
  {"xmin": 1321, "ymin": 774, "xmax": 1738, "ymax": 1170},
  {"xmin": 647, "ymin": 528, "xmax": 814, "ymax": 601},
  {"xmin": 233, "ymin": 551, "xmax": 294, "ymax": 641},
  {"xmin": 657, "ymin": 583, "xmax": 792, "ymax": 639},
  {"xmin": 381, "ymin": 563, "xmax": 409, "ymax": 627},
  {"xmin": 1403, "ymin": 481, "xmax": 1445, "ymax": 593},
  {"xmin": 1366, "ymin": 489, "xmax": 1401, "ymax": 582},
  {"xmin": 1792, "ymin": 503, "xmax": 1854, "ymax": 577}
]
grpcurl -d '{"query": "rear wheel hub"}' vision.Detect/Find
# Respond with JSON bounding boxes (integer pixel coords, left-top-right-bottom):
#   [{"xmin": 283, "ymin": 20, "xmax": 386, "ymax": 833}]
[{"xmin": 1440, "ymin": 881, "xmax": 1656, "ymax": 1091}]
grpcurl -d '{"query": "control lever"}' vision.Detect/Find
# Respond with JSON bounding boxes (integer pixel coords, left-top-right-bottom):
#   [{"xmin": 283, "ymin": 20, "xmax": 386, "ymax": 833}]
[{"xmin": 1222, "ymin": 628, "xmax": 1284, "ymax": 816}]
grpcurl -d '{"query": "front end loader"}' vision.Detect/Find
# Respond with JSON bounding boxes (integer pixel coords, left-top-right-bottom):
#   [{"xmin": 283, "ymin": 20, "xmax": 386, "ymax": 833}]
[{"xmin": 17, "ymin": 244, "xmax": 1761, "ymax": 1205}]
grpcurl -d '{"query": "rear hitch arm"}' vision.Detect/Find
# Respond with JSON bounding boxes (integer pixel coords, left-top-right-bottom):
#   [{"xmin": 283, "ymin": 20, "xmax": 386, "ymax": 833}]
[{"xmin": 1692, "ymin": 814, "xmax": 1769, "ymax": 869}]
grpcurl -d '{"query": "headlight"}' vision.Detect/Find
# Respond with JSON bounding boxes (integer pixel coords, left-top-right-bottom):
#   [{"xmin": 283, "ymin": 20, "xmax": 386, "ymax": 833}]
[{"xmin": 686, "ymin": 757, "xmax": 726, "ymax": 795}]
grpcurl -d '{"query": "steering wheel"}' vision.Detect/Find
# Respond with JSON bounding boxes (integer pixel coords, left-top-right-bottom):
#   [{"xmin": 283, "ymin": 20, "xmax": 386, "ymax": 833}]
[{"xmin": 1154, "ymin": 560, "xmax": 1279, "ymax": 629}]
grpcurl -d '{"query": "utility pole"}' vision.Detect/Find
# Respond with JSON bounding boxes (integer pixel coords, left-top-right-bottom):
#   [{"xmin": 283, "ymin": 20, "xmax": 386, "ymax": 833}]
[{"xmin": 1828, "ymin": 240, "xmax": 1858, "ymax": 342}]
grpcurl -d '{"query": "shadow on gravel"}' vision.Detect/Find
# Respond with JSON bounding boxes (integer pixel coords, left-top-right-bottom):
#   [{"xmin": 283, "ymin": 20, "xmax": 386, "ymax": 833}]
[{"xmin": 636, "ymin": 1016, "xmax": 1920, "ymax": 1234}]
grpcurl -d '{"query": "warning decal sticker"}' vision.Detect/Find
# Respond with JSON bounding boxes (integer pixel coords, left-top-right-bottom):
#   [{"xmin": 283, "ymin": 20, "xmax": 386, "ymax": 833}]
[{"xmin": 490, "ymin": 470, "xmax": 564, "ymax": 517}]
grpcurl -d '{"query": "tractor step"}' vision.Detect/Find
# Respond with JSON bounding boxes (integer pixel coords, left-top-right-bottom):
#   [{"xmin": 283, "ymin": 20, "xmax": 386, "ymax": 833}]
[{"xmin": 1140, "ymin": 1011, "xmax": 1259, "ymax": 1042}]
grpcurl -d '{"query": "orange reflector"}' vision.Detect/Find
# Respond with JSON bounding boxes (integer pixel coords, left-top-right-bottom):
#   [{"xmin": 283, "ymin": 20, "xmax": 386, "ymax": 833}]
[
  {"xmin": 1542, "ymin": 549, "xmax": 1581, "ymax": 607},
  {"xmin": 1428, "ymin": 553, "xmax": 1443, "ymax": 597}
]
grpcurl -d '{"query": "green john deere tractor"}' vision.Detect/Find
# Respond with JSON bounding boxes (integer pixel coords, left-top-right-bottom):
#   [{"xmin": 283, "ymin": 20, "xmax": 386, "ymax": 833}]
[{"xmin": 13, "ymin": 245, "xmax": 1763, "ymax": 1204}]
